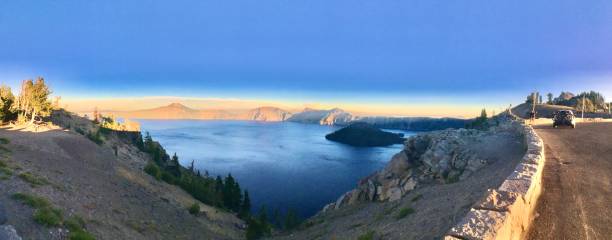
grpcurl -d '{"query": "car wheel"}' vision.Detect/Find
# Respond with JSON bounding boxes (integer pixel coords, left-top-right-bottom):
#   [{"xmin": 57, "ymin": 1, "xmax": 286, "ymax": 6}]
[{"xmin": 553, "ymin": 124, "xmax": 557, "ymax": 128}]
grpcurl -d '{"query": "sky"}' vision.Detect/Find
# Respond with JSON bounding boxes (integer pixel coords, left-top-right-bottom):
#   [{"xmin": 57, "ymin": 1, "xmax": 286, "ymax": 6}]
[{"xmin": 1, "ymin": 0, "xmax": 612, "ymax": 117}]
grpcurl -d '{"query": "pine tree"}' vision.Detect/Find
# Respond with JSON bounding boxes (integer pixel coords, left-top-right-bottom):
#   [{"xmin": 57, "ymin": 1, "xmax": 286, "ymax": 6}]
[
  {"xmin": 284, "ymin": 208, "xmax": 301, "ymax": 230},
  {"xmin": 547, "ymin": 93, "xmax": 554, "ymax": 104},
  {"xmin": 239, "ymin": 190, "xmax": 251, "ymax": 219},
  {"xmin": 189, "ymin": 160, "xmax": 195, "ymax": 173}
]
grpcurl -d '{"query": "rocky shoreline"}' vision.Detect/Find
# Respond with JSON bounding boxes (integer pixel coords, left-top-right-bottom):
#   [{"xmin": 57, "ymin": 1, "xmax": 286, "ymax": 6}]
[{"xmin": 321, "ymin": 120, "xmax": 524, "ymax": 213}]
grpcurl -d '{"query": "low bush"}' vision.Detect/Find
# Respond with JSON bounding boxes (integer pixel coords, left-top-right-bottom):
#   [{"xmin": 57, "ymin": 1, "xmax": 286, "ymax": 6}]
[
  {"xmin": 0, "ymin": 137, "xmax": 9, "ymax": 144},
  {"xmin": 34, "ymin": 207, "xmax": 63, "ymax": 226},
  {"xmin": 69, "ymin": 229, "xmax": 96, "ymax": 240},
  {"xmin": 160, "ymin": 171, "xmax": 176, "ymax": 184},
  {"xmin": 12, "ymin": 193, "xmax": 51, "ymax": 208},
  {"xmin": 396, "ymin": 207, "xmax": 415, "ymax": 220},
  {"xmin": 18, "ymin": 172, "xmax": 49, "ymax": 186},
  {"xmin": 66, "ymin": 215, "xmax": 95, "ymax": 240},
  {"xmin": 411, "ymin": 194, "xmax": 423, "ymax": 202},
  {"xmin": 357, "ymin": 230, "xmax": 375, "ymax": 240},
  {"xmin": 188, "ymin": 203, "xmax": 200, "ymax": 215},
  {"xmin": 87, "ymin": 130, "xmax": 103, "ymax": 145},
  {"xmin": 144, "ymin": 162, "xmax": 161, "ymax": 180}
]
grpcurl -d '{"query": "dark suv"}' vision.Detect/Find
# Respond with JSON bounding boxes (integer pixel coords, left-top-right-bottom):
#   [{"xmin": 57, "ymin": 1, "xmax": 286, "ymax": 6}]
[{"xmin": 553, "ymin": 110, "xmax": 576, "ymax": 128}]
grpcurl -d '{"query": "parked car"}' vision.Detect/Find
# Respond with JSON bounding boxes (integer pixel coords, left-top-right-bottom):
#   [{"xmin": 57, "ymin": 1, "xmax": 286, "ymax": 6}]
[{"xmin": 553, "ymin": 110, "xmax": 576, "ymax": 128}]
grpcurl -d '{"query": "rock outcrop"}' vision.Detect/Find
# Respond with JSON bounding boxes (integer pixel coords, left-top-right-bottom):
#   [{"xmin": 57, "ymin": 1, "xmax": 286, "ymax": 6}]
[
  {"xmin": 322, "ymin": 121, "xmax": 523, "ymax": 211},
  {"xmin": 0, "ymin": 225, "xmax": 22, "ymax": 240},
  {"xmin": 0, "ymin": 202, "xmax": 22, "ymax": 240},
  {"xmin": 242, "ymin": 107, "xmax": 292, "ymax": 122},
  {"xmin": 287, "ymin": 108, "xmax": 354, "ymax": 125}
]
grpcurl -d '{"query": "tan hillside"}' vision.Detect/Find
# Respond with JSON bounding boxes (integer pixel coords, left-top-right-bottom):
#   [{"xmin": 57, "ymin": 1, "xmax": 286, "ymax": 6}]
[{"xmin": 0, "ymin": 111, "xmax": 244, "ymax": 240}]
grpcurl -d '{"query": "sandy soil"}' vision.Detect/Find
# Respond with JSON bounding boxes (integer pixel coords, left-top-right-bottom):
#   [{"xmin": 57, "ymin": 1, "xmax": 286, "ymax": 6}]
[
  {"xmin": 0, "ymin": 124, "xmax": 244, "ymax": 240},
  {"xmin": 527, "ymin": 122, "xmax": 612, "ymax": 240},
  {"xmin": 271, "ymin": 129, "xmax": 525, "ymax": 240}
]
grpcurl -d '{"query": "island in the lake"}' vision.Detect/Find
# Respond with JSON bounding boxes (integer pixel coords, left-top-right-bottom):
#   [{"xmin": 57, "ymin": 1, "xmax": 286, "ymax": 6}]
[{"xmin": 325, "ymin": 122, "xmax": 406, "ymax": 147}]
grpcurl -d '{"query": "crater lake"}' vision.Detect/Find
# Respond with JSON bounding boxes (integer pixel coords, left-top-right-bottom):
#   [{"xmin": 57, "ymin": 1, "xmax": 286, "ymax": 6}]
[{"xmin": 138, "ymin": 120, "xmax": 415, "ymax": 218}]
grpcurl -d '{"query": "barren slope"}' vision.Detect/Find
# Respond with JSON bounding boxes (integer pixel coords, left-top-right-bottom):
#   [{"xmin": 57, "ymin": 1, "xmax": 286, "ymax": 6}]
[{"xmin": 0, "ymin": 124, "xmax": 244, "ymax": 240}]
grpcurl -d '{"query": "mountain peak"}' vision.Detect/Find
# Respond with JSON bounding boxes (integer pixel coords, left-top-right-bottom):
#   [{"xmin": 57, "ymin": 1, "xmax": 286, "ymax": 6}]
[{"xmin": 167, "ymin": 102, "xmax": 188, "ymax": 108}]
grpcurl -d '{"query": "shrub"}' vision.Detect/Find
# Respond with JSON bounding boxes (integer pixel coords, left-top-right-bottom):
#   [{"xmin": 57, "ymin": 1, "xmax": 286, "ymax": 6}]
[
  {"xmin": 18, "ymin": 172, "xmax": 49, "ymax": 186},
  {"xmin": 87, "ymin": 130, "xmax": 103, "ymax": 145},
  {"xmin": 0, "ymin": 137, "xmax": 9, "ymax": 144},
  {"xmin": 34, "ymin": 207, "xmax": 63, "ymax": 226},
  {"xmin": 396, "ymin": 207, "xmax": 415, "ymax": 220},
  {"xmin": 357, "ymin": 230, "xmax": 375, "ymax": 240},
  {"xmin": 69, "ymin": 230, "xmax": 95, "ymax": 240},
  {"xmin": 66, "ymin": 215, "xmax": 95, "ymax": 240},
  {"xmin": 65, "ymin": 215, "xmax": 86, "ymax": 231},
  {"xmin": 188, "ymin": 203, "xmax": 200, "ymax": 215},
  {"xmin": 12, "ymin": 193, "xmax": 51, "ymax": 208},
  {"xmin": 161, "ymin": 171, "xmax": 176, "ymax": 184},
  {"xmin": 144, "ymin": 162, "xmax": 161, "ymax": 180},
  {"xmin": 75, "ymin": 128, "xmax": 86, "ymax": 135},
  {"xmin": 411, "ymin": 194, "xmax": 423, "ymax": 202}
]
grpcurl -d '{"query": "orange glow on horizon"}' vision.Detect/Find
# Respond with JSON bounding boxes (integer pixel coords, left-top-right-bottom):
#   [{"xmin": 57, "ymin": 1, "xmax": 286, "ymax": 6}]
[{"xmin": 62, "ymin": 96, "xmax": 500, "ymax": 118}]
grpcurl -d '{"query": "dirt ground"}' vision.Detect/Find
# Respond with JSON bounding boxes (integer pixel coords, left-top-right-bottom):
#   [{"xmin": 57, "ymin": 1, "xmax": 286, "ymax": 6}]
[
  {"xmin": 527, "ymin": 122, "xmax": 612, "ymax": 240},
  {"xmin": 0, "ymin": 124, "xmax": 244, "ymax": 240},
  {"xmin": 271, "ymin": 129, "xmax": 525, "ymax": 240}
]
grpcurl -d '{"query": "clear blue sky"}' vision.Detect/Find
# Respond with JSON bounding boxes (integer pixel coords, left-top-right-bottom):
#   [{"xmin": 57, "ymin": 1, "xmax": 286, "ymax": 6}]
[{"xmin": 1, "ymin": 1, "xmax": 611, "ymax": 111}]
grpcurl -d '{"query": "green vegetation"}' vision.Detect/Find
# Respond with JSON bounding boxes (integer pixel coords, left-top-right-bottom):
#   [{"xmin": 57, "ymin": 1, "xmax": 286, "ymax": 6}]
[
  {"xmin": 13, "ymin": 192, "xmax": 95, "ymax": 238},
  {"xmin": 143, "ymin": 132, "xmax": 246, "ymax": 210},
  {"xmin": 188, "ymin": 203, "xmax": 200, "ymax": 215},
  {"xmin": 0, "ymin": 137, "xmax": 9, "ymax": 144},
  {"xmin": 12, "ymin": 193, "xmax": 51, "ymax": 208},
  {"xmin": 18, "ymin": 172, "xmax": 49, "ymax": 186},
  {"xmin": 66, "ymin": 215, "xmax": 95, "ymax": 240},
  {"xmin": 69, "ymin": 230, "xmax": 96, "ymax": 240},
  {"xmin": 87, "ymin": 130, "xmax": 104, "ymax": 145},
  {"xmin": 16, "ymin": 78, "xmax": 53, "ymax": 123},
  {"xmin": 0, "ymin": 159, "xmax": 13, "ymax": 180},
  {"xmin": 396, "ymin": 207, "xmax": 415, "ymax": 220},
  {"xmin": 411, "ymin": 193, "xmax": 423, "ymax": 202},
  {"xmin": 528, "ymin": 91, "xmax": 610, "ymax": 113},
  {"xmin": 246, "ymin": 206, "xmax": 272, "ymax": 240},
  {"xmin": 0, "ymin": 78, "xmax": 54, "ymax": 124},
  {"xmin": 466, "ymin": 108, "xmax": 489, "ymax": 130},
  {"xmin": 282, "ymin": 208, "xmax": 301, "ymax": 230},
  {"xmin": 144, "ymin": 162, "xmax": 161, "ymax": 180},
  {"xmin": 357, "ymin": 230, "xmax": 376, "ymax": 240},
  {"xmin": 34, "ymin": 207, "xmax": 63, "ymax": 226},
  {"xmin": 0, "ymin": 85, "xmax": 16, "ymax": 123}
]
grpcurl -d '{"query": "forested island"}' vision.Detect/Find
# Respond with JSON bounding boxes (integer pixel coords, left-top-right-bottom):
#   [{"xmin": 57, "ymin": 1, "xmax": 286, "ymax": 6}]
[{"xmin": 325, "ymin": 122, "xmax": 406, "ymax": 147}]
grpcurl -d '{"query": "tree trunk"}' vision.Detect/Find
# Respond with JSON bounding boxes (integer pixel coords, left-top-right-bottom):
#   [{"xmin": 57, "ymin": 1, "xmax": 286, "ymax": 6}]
[{"xmin": 30, "ymin": 111, "xmax": 36, "ymax": 125}]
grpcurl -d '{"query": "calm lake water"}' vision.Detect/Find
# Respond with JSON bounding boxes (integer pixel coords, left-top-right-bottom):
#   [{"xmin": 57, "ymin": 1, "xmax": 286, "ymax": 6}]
[{"xmin": 138, "ymin": 120, "xmax": 414, "ymax": 218}]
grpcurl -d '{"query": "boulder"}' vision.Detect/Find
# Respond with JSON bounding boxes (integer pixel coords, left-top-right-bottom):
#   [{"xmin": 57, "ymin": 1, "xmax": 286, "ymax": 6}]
[{"xmin": 0, "ymin": 225, "xmax": 22, "ymax": 240}]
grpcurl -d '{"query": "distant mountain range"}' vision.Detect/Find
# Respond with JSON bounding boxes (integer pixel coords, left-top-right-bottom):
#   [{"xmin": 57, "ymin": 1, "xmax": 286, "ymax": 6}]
[
  {"xmin": 112, "ymin": 103, "xmax": 471, "ymax": 131},
  {"xmin": 112, "ymin": 103, "xmax": 291, "ymax": 121}
]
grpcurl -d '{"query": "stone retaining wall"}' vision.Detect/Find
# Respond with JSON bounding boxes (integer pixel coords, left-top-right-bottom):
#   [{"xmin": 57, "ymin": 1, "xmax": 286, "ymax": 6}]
[{"xmin": 444, "ymin": 124, "xmax": 545, "ymax": 240}]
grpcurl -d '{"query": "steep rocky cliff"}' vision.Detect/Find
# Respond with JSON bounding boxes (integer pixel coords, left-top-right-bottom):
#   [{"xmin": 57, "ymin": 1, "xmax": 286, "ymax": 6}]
[
  {"xmin": 287, "ymin": 108, "xmax": 353, "ymax": 125},
  {"xmin": 272, "ymin": 119, "xmax": 525, "ymax": 240},
  {"xmin": 323, "ymin": 121, "xmax": 523, "ymax": 211},
  {"xmin": 241, "ymin": 107, "xmax": 292, "ymax": 121}
]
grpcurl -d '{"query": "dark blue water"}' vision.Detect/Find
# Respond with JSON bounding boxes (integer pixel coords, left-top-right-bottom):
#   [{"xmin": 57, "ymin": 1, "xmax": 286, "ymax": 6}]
[{"xmin": 138, "ymin": 120, "xmax": 414, "ymax": 218}]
